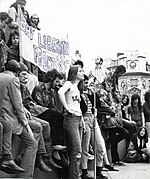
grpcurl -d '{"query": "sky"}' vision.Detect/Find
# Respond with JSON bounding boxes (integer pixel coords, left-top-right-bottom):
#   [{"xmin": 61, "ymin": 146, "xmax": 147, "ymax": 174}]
[{"xmin": 1, "ymin": 0, "xmax": 150, "ymax": 72}]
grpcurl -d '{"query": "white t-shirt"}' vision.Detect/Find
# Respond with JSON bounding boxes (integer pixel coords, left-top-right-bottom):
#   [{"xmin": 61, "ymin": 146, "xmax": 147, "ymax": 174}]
[{"xmin": 65, "ymin": 81, "xmax": 82, "ymax": 116}]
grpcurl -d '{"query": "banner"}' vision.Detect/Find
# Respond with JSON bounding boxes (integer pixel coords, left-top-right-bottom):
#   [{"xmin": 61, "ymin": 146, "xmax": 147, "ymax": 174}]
[{"xmin": 18, "ymin": 8, "xmax": 70, "ymax": 73}]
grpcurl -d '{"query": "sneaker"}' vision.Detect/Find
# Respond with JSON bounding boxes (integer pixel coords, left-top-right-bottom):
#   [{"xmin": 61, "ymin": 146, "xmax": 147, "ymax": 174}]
[{"xmin": 113, "ymin": 161, "xmax": 127, "ymax": 166}]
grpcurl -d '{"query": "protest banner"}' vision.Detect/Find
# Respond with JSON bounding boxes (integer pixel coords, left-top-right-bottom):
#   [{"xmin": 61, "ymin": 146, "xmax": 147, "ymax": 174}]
[{"xmin": 18, "ymin": 7, "xmax": 70, "ymax": 73}]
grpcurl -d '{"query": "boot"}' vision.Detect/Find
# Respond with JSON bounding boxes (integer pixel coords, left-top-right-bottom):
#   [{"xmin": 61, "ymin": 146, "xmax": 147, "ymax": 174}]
[
  {"xmin": 35, "ymin": 154, "xmax": 52, "ymax": 172},
  {"xmin": 96, "ymin": 166, "xmax": 108, "ymax": 179},
  {"xmin": 43, "ymin": 153, "xmax": 62, "ymax": 169}
]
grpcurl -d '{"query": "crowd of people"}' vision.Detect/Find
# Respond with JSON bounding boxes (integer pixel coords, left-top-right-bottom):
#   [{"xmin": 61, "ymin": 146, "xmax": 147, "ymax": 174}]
[{"xmin": 0, "ymin": 1, "xmax": 150, "ymax": 179}]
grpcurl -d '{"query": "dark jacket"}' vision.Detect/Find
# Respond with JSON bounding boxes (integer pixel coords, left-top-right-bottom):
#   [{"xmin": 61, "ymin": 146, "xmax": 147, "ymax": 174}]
[
  {"xmin": 143, "ymin": 102, "xmax": 150, "ymax": 122},
  {"xmin": 80, "ymin": 92, "xmax": 115, "ymax": 117}
]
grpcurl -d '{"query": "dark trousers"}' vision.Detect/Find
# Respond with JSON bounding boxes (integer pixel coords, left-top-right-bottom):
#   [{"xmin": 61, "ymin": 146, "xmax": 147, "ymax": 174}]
[
  {"xmin": 122, "ymin": 120, "xmax": 139, "ymax": 151},
  {"xmin": 38, "ymin": 109, "xmax": 64, "ymax": 146},
  {"xmin": 108, "ymin": 126, "xmax": 128, "ymax": 163}
]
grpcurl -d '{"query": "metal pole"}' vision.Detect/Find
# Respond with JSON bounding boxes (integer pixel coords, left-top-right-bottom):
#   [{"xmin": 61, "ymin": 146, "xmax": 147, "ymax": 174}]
[{"xmin": 93, "ymin": 76, "xmax": 97, "ymax": 179}]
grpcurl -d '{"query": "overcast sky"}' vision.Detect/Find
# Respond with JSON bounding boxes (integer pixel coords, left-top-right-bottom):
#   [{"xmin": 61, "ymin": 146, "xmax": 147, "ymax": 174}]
[{"xmin": 1, "ymin": 0, "xmax": 150, "ymax": 72}]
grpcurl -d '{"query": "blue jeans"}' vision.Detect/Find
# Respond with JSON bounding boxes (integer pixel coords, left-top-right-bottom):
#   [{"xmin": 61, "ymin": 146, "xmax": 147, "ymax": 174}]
[
  {"xmin": 32, "ymin": 116, "xmax": 52, "ymax": 153},
  {"xmin": 64, "ymin": 114, "xmax": 82, "ymax": 179},
  {"xmin": 81, "ymin": 114, "xmax": 106, "ymax": 169}
]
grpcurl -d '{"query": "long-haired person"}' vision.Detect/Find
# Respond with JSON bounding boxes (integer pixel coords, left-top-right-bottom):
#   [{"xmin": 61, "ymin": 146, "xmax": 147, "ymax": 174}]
[
  {"xmin": 58, "ymin": 65, "xmax": 85, "ymax": 179},
  {"xmin": 143, "ymin": 91, "xmax": 150, "ymax": 138},
  {"xmin": 7, "ymin": 30, "xmax": 19, "ymax": 62}
]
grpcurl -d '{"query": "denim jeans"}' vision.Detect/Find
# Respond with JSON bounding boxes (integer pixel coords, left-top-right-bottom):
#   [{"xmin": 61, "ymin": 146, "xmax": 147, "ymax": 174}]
[
  {"xmin": 0, "ymin": 120, "xmax": 13, "ymax": 160},
  {"xmin": 81, "ymin": 114, "xmax": 106, "ymax": 169},
  {"xmin": 64, "ymin": 114, "xmax": 82, "ymax": 179},
  {"xmin": 28, "ymin": 120, "xmax": 46, "ymax": 155},
  {"xmin": 146, "ymin": 122, "xmax": 150, "ymax": 138},
  {"xmin": 32, "ymin": 116, "xmax": 52, "ymax": 153},
  {"xmin": 17, "ymin": 122, "xmax": 40, "ymax": 179}
]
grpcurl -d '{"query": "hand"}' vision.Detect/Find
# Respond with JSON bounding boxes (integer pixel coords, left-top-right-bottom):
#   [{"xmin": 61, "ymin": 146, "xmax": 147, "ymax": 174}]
[
  {"xmin": 24, "ymin": 108, "xmax": 32, "ymax": 120},
  {"xmin": 26, "ymin": 124, "xmax": 34, "ymax": 138},
  {"xmin": 0, "ymin": 39, "xmax": 5, "ymax": 47},
  {"xmin": 81, "ymin": 117, "xmax": 86, "ymax": 135}
]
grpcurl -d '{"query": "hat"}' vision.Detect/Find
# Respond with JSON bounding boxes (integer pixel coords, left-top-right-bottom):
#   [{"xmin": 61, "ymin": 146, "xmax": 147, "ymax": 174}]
[
  {"xmin": 5, "ymin": 60, "xmax": 20, "ymax": 73},
  {"xmin": 19, "ymin": 62, "xmax": 29, "ymax": 72}
]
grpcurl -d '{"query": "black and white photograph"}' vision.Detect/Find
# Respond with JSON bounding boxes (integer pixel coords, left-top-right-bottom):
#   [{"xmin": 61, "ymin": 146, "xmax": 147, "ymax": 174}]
[{"xmin": 0, "ymin": 0, "xmax": 150, "ymax": 178}]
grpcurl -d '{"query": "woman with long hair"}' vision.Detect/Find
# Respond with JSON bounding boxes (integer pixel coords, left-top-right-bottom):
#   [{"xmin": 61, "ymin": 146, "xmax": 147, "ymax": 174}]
[
  {"xmin": 143, "ymin": 91, "xmax": 150, "ymax": 138},
  {"xmin": 128, "ymin": 94, "xmax": 145, "ymax": 129},
  {"xmin": 58, "ymin": 65, "xmax": 85, "ymax": 179},
  {"xmin": 7, "ymin": 30, "xmax": 20, "ymax": 62}
]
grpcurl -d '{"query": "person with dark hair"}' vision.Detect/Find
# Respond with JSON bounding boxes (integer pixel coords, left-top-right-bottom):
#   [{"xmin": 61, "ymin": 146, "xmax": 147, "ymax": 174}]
[
  {"xmin": 143, "ymin": 91, "xmax": 150, "ymax": 138},
  {"xmin": 105, "ymin": 93, "xmax": 129, "ymax": 166},
  {"xmin": 137, "ymin": 127, "xmax": 149, "ymax": 162},
  {"xmin": 58, "ymin": 66, "xmax": 85, "ymax": 179},
  {"xmin": 17, "ymin": 63, "xmax": 62, "ymax": 170},
  {"xmin": 0, "ymin": 60, "xmax": 43, "ymax": 178},
  {"xmin": 111, "ymin": 65, "xmax": 126, "ymax": 99},
  {"xmin": 73, "ymin": 59, "xmax": 84, "ymax": 68},
  {"xmin": 30, "ymin": 14, "xmax": 41, "ymax": 30},
  {"xmin": 126, "ymin": 94, "xmax": 145, "ymax": 155},
  {"xmin": 128, "ymin": 94, "xmax": 144, "ymax": 129},
  {"xmin": 31, "ymin": 69, "xmax": 67, "ymax": 166},
  {"xmin": 0, "ymin": 12, "xmax": 13, "ymax": 72},
  {"xmin": 121, "ymin": 94, "xmax": 130, "ymax": 119},
  {"xmin": 8, "ymin": 0, "xmax": 27, "ymax": 26},
  {"xmin": 121, "ymin": 94, "xmax": 138, "ymax": 150},
  {"xmin": 7, "ymin": 30, "xmax": 20, "ymax": 62},
  {"xmin": 80, "ymin": 75, "xmax": 118, "ymax": 179}
]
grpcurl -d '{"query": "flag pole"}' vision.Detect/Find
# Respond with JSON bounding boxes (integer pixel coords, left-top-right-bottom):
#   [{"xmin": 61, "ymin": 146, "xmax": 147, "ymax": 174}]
[{"xmin": 17, "ymin": 4, "xmax": 23, "ymax": 63}]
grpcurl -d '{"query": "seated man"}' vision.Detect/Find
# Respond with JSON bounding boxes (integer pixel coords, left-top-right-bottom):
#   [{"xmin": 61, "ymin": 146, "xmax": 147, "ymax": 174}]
[
  {"xmin": 0, "ymin": 60, "xmax": 40, "ymax": 178},
  {"xmin": 32, "ymin": 70, "xmax": 66, "ymax": 148},
  {"xmin": 18, "ymin": 62, "xmax": 66, "ymax": 168}
]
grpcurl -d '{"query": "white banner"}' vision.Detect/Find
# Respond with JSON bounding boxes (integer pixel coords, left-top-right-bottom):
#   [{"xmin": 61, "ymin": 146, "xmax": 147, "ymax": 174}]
[{"xmin": 18, "ymin": 8, "xmax": 70, "ymax": 73}]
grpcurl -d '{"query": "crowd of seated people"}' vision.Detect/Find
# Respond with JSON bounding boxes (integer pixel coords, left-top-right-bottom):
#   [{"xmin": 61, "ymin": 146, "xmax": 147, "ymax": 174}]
[{"xmin": 0, "ymin": 1, "xmax": 150, "ymax": 179}]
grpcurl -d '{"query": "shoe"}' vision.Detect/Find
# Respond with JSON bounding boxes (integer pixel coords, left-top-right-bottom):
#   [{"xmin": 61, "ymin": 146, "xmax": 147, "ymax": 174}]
[
  {"xmin": 81, "ymin": 172, "xmax": 94, "ymax": 179},
  {"xmin": 104, "ymin": 164, "xmax": 119, "ymax": 171},
  {"xmin": 52, "ymin": 145, "xmax": 67, "ymax": 151},
  {"xmin": 53, "ymin": 150, "xmax": 61, "ymax": 160},
  {"xmin": 46, "ymin": 155, "xmax": 62, "ymax": 169},
  {"xmin": 35, "ymin": 155, "xmax": 52, "ymax": 172},
  {"xmin": 1, "ymin": 160, "xmax": 25, "ymax": 174},
  {"xmin": 96, "ymin": 173, "xmax": 108, "ymax": 179},
  {"xmin": 113, "ymin": 161, "xmax": 127, "ymax": 166}
]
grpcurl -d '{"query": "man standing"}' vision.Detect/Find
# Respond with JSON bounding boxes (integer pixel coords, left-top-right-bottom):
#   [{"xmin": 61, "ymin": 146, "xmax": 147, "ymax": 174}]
[{"xmin": 0, "ymin": 60, "xmax": 40, "ymax": 179}]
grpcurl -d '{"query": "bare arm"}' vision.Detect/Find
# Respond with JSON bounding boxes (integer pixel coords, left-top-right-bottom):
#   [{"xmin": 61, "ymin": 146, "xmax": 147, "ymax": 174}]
[{"xmin": 58, "ymin": 81, "xmax": 71, "ymax": 111}]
